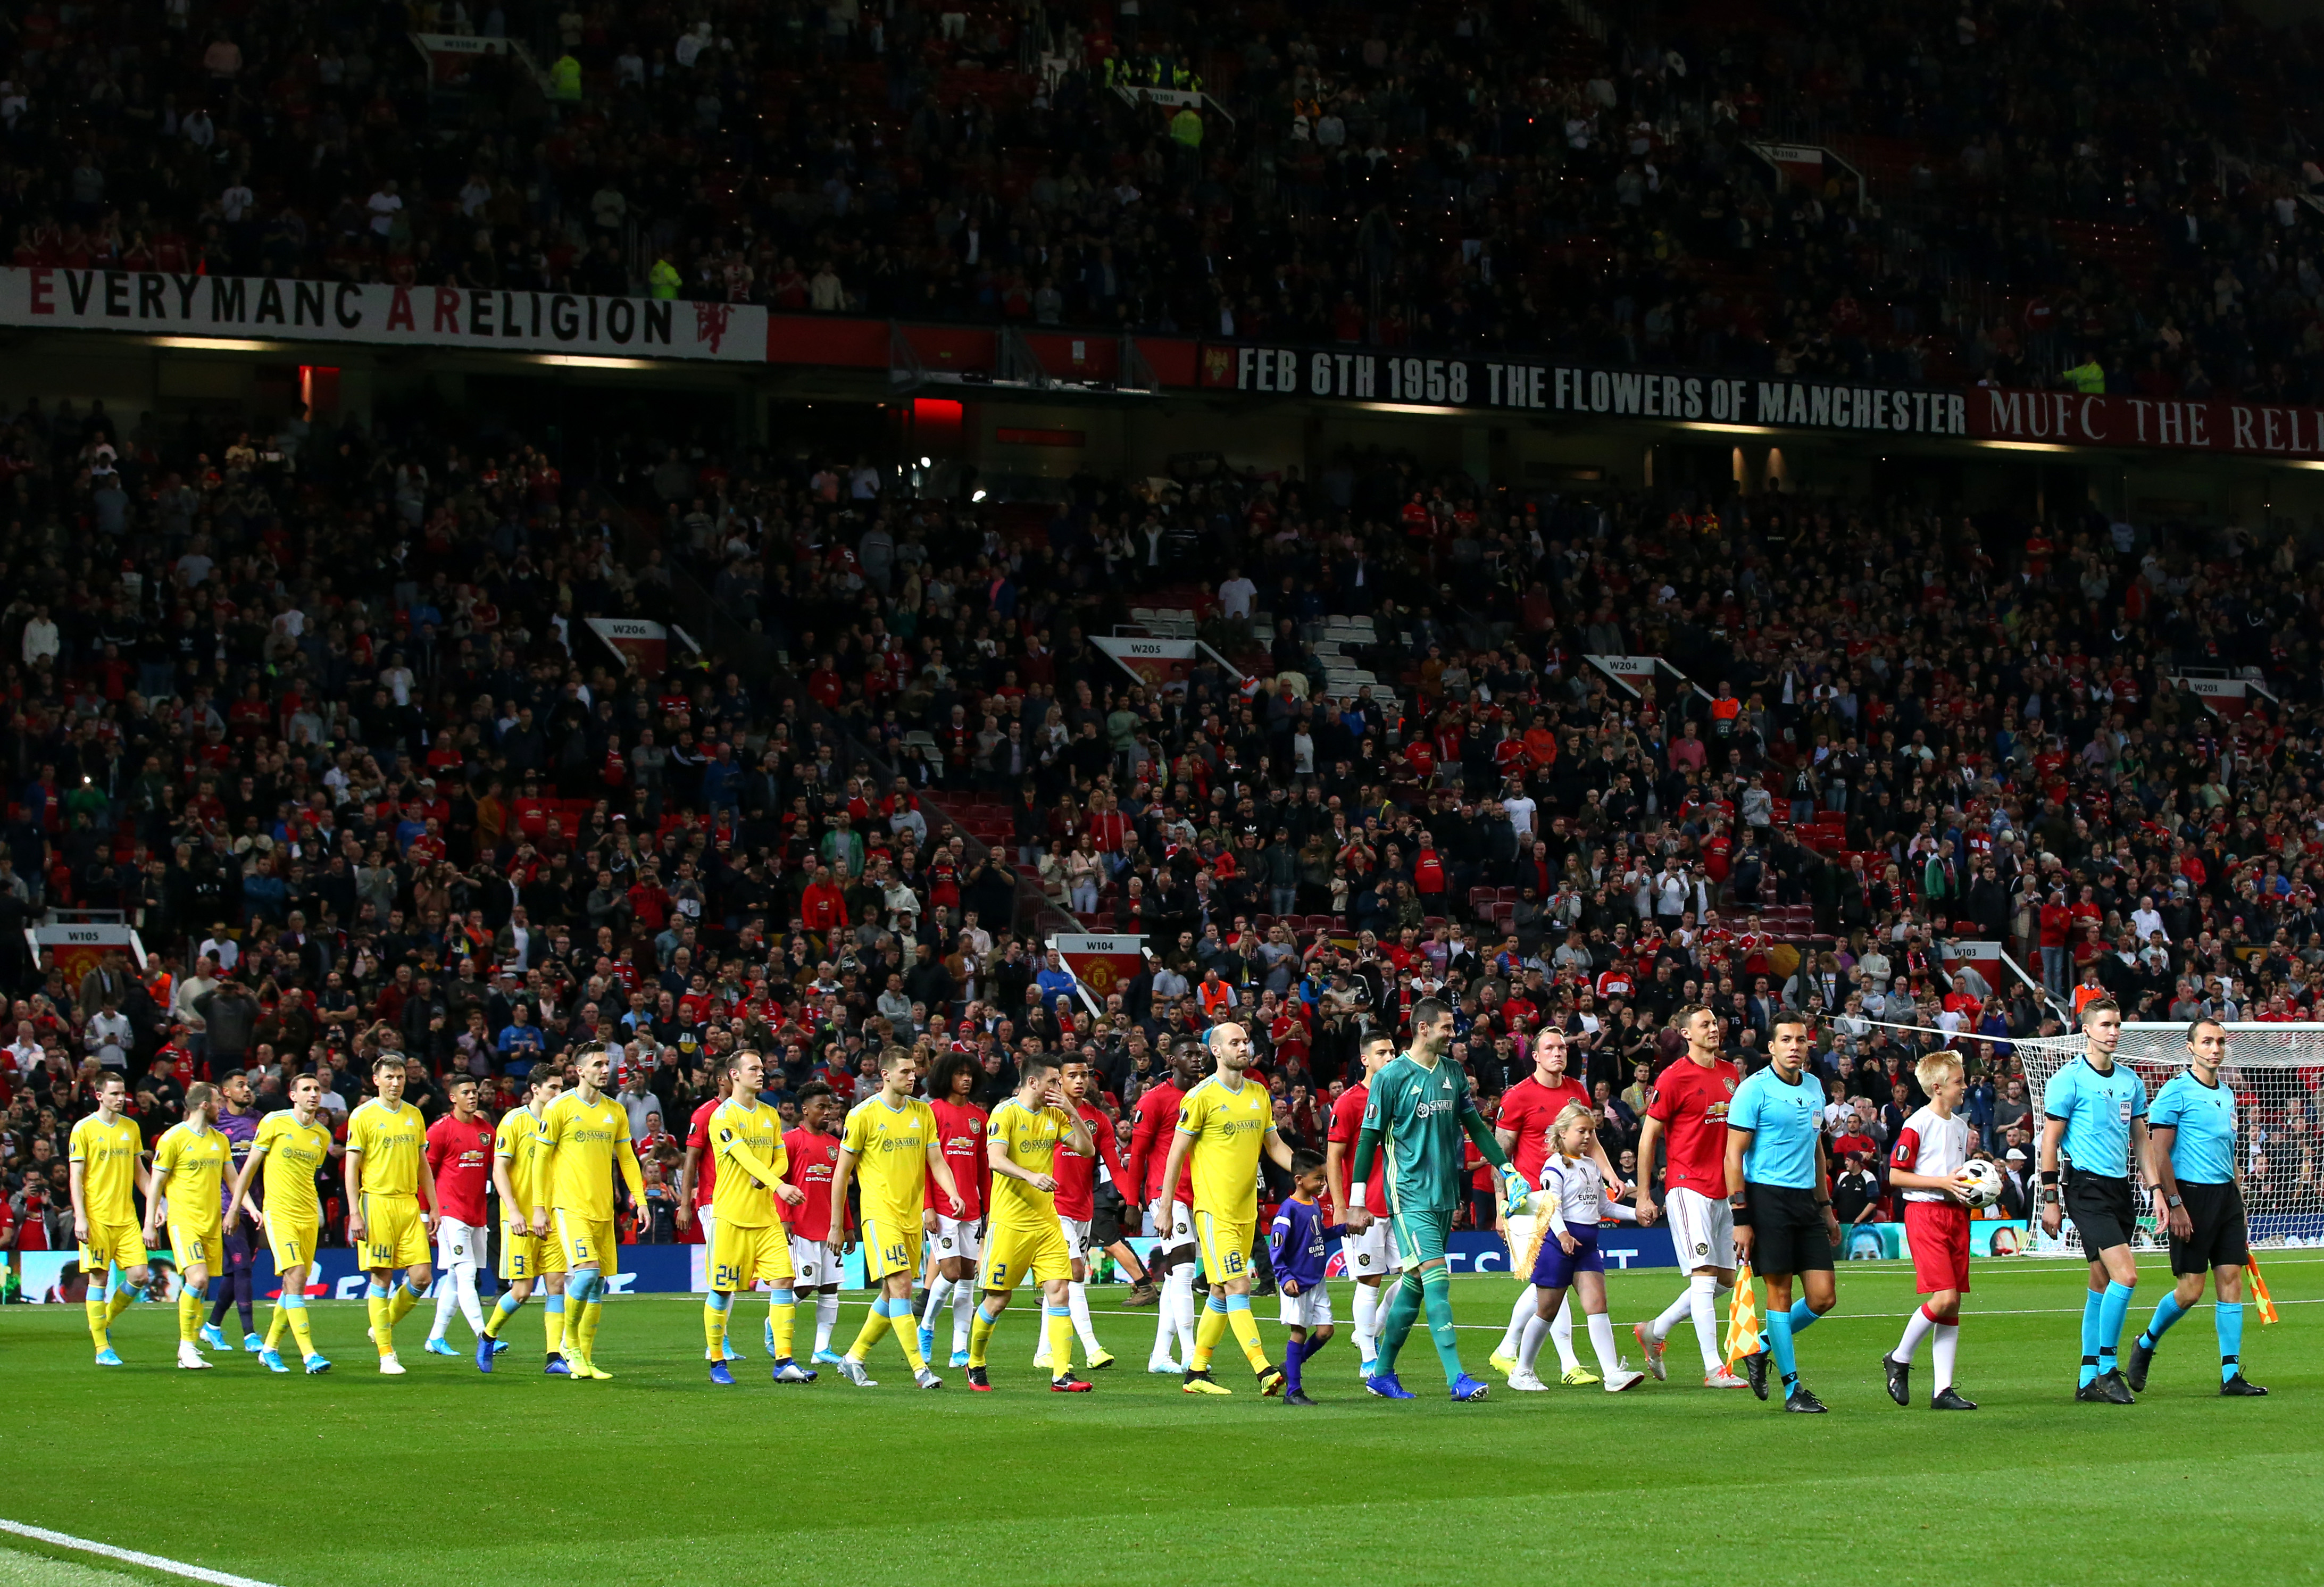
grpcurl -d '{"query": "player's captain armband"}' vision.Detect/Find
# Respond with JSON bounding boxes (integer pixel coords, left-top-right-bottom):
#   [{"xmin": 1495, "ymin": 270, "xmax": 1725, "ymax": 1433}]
[{"xmin": 1350, "ymin": 1184, "xmax": 1367, "ymax": 1209}]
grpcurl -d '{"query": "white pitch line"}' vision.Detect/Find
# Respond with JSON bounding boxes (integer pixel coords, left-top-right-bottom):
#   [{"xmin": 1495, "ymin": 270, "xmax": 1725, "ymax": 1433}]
[{"xmin": 0, "ymin": 1521, "xmax": 277, "ymax": 1587}]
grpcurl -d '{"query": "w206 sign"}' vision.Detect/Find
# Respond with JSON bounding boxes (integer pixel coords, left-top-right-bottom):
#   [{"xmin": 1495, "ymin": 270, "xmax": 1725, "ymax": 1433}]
[{"xmin": 1201, "ymin": 344, "xmax": 1969, "ymax": 435}]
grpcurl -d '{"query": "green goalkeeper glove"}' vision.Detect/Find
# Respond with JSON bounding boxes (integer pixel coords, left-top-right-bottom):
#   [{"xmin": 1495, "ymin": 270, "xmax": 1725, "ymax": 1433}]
[{"xmin": 1501, "ymin": 1167, "xmax": 1533, "ymax": 1219}]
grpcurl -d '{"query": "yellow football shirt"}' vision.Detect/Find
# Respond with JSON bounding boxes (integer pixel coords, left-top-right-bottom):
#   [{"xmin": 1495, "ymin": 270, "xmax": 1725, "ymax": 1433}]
[
  {"xmin": 840, "ymin": 1096, "xmax": 937, "ymax": 1235},
  {"xmin": 986, "ymin": 1098, "xmax": 1068, "ymax": 1231},
  {"xmin": 345, "ymin": 1097, "xmax": 427, "ymax": 1199},
  {"xmin": 68, "ymin": 1113, "xmax": 144, "ymax": 1225},
  {"xmin": 539, "ymin": 1089, "xmax": 640, "ymax": 1220},
  {"xmin": 152, "ymin": 1122, "xmax": 230, "ymax": 1236},
  {"xmin": 493, "ymin": 1107, "xmax": 547, "ymax": 1218},
  {"xmin": 1177, "ymin": 1075, "xmax": 1271, "ymax": 1223},
  {"xmin": 708, "ymin": 1098, "xmax": 786, "ymax": 1228},
  {"xmin": 252, "ymin": 1110, "xmax": 332, "ymax": 1222}
]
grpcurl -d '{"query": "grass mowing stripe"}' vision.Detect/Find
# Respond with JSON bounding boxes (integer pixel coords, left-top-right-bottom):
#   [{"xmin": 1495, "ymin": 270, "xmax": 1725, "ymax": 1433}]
[{"xmin": 0, "ymin": 1525, "xmax": 275, "ymax": 1587}]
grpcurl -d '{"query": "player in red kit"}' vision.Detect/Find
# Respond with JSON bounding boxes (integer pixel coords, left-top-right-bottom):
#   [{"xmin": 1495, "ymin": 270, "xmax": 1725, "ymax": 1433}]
[
  {"xmin": 423, "ymin": 1076, "xmax": 497, "ymax": 1356},
  {"xmin": 782, "ymin": 1081, "xmax": 849, "ymax": 1364},
  {"xmin": 1326, "ymin": 1030, "xmax": 1398, "ymax": 1379},
  {"xmin": 1633, "ymin": 1007, "xmax": 1749, "ymax": 1388},
  {"xmin": 1128, "ymin": 1048, "xmax": 1202, "ymax": 1374},
  {"xmin": 1038, "ymin": 1055, "xmax": 1133, "ymax": 1372},
  {"xmin": 679, "ymin": 1085, "xmax": 744, "ymax": 1363},
  {"xmin": 1489, "ymin": 1028, "xmax": 1620, "ymax": 1383},
  {"xmin": 917, "ymin": 1055, "xmax": 990, "ymax": 1369}
]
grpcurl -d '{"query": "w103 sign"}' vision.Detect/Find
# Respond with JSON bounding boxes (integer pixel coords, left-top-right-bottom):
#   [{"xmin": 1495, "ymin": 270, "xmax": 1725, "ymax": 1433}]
[{"xmin": 0, "ymin": 267, "xmax": 765, "ymax": 361}]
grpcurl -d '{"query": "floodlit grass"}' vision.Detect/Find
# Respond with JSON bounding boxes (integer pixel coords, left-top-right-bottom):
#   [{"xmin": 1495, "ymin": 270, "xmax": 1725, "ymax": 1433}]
[{"xmin": 8, "ymin": 1257, "xmax": 2322, "ymax": 1585}]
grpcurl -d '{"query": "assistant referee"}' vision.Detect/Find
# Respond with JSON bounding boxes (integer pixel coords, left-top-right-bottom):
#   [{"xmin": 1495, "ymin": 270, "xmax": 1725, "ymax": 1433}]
[
  {"xmin": 2038, "ymin": 998, "xmax": 2148, "ymax": 1404},
  {"xmin": 2128, "ymin": 1017, "xmax": 2268, "ymax": 1397}
]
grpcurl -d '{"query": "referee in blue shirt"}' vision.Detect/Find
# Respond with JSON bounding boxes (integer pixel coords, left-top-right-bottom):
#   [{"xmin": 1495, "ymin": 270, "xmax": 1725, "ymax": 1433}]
[
  {"xmin": 1726, "ymin": 1014, "xmax": 1841, "ymax": 1413},
  {"xmin": 2128, "ymin": 1018, "xmax": 2267, "ymax": 1397},
  {"xmin": 2038, "ymin": 998, "xmax": 2150, "ymax": 1404}
]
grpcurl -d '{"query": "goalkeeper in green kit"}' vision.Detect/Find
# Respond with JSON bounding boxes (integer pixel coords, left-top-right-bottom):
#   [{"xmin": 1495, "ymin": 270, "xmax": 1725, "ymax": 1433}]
[{"xmin": 1343, "ymin": 997, "xmax": 1529, "ymax": 1402}]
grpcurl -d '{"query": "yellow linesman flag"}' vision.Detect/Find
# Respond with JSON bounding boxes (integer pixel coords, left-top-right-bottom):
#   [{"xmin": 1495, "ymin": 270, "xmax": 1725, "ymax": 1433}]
[
  {"xmin": 2246, "ymin": 1256, "xmax": 2279, "ymax": 1325},
  {"xmin": 1723, "ymin": 1260, "xmax": 1763, "ymax": 1367}
]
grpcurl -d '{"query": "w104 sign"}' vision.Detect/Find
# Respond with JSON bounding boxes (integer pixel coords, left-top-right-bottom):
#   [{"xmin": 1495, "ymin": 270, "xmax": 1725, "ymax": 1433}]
[{"xmin": 0, "ymin": 268, "xmax": 765, "ymax": 361}]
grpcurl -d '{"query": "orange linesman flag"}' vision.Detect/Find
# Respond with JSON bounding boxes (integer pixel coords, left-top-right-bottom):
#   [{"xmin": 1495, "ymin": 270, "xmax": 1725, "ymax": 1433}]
[
  {"xmin": 1724, "ymin": 1260, "xmax": 1763, "ymax": 1367},
  {"xmin": 2246, "ymin": 1256, "xmax": 2279, "ymax": 1325}
]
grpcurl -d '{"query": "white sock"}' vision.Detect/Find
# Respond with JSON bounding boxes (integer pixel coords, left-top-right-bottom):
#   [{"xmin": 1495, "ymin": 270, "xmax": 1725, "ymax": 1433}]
[
  {"xmin": 1353, "ymin": 1280, "xmax": 1380, "ymax": 1364},
  {"xmin": 1498, "ymin": 1285, "xmax": 1539, "ymax": 1356},
  {"xmin": 1170, "ymin": 1265, "xmax": 1198, "ymax": 1362},
  {"xmin": 1932, "ymin": 1324, "xmax": 1959, "ymax": 1394},
  {"xmin": 1069, "ymin": 1281, "xmax": 1101, "ymax": 1351},
  {"xmin": 1152, "ymin": 1264, "xmax": 1181, "ymax": 1362},
  {"xmin": 952, "ymin": 1281, "xmax": 974, "ymax": 1352},
  {"xmin": 1516, "ymin": 1312, "xmax": 1550, "ymax": 1376},
  {"xmin": 1690, "ymin": 1276, "xmax": 1724, "ymax": 1372},
  {"xmin": 814, "ymin": 1291, "xmax": 839, "ymax": 1354},
  {"xmin": 428, "ymin": 1275, "xmax": 457, "ymax": 1341},
  {"xmin": 920, "ymin": 1276, "xmax": 954, "ymax": 1332},
  {"xmin": 1649, "ymin": 1284, "xmax": 1695, "ymax": 1343},
  {"xmin": 1895, "ymin": 1305, "xmax": 1937, "ymax": 1364},
  {"xmin": 456, "ymin": 1266, "xmax": 484, "ymax": 1333},
  {"xmin": 1587, "ymin": 1310, "xmax": 1625, "ymax": 1378},
  {"xmin": 1550, "ymin": 1294, "xmax": 1580, "ymax": 1372}
]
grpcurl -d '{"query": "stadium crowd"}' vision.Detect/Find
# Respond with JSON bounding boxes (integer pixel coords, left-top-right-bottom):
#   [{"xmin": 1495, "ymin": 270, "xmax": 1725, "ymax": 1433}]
[
  {"xmin": 3, "ymin": 347, "xmax": 2324, "ymax": 1278},
  {"xmin": 12, "ymin": 0, "xmax": 2324, "ymax": 391}
]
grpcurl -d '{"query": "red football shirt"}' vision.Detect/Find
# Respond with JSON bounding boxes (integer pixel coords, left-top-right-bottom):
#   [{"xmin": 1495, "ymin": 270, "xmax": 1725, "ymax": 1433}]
[
  {"xmin": 1053, "ymin": 1100, "xmax": 1127, "ymax": 1221},
  {"xmin": 424, "ymin": 1112, "xmax": 495, "ymax": 1227},
  {"xmin": 1327, "ymin": 1083, "xmax": 1387, "ymax": 1215},
  {"xmin": 1496, "ymin": 1074, "xmax": 1592, "ymax": 1183},
  {"xmin": 927, "ymin": 1098, "xmax": 988, "ymax": 1221},
  {"xmin": 686, "ymin": 1096, "xmax": 722, "ymax": 1207},
  {"xmin": 780, "ymin": 1126, "xmax": 844, "ymax": 1242},
  {"xmin": 1129, "ymin": 1079, "xmax": 1190, "ymax": 1205},
  {"xmin": 1644, "ymin": 1055, "xmax": 1741, "ymax": 1198}
]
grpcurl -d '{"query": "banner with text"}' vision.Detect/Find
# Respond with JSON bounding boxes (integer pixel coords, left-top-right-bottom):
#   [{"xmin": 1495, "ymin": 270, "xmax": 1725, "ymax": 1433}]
[
  {"xmin": 585, "ymin": 617, "xmax": 700, "ymax": 674},
  {"xmin": 1969, "ymin": 385, "xmax": 2324, "ymax": 458},
  {"xmin": 0, "ymin": 268, "xmax": 765, "ymax": 361},
  {"xmin": 1050, "ymin": 932, "xmax": 1146, "ymax": 1002},
  {"xmin": 1198, "ymin": 343, "xmax": 1970, "ymax": 435}
]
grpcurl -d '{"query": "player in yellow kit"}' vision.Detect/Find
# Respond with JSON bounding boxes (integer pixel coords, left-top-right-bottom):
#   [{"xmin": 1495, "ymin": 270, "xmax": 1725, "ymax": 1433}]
[
  {"xmin": 345, "ymin": 1054, "xmax": 443, "ymax": 1375},
  {"xmin": 703, "ymin": 1050, "xmax": 814, "ymax": 1387},
  {"xmin": 963, "ymin": 1052, "xmax": 1096, "ymax": 1394},
  {"xmin": 224, "ymin": 1072, "xmax": 337, "ymax": 1374},
  {"xmin": 145, "ymin": 1082, "xmax": 232, "ymax": 1371},
  {"xmin": 68, "ymin": 1071, "xmax": 154, "ymax": 1366},
  {"xmin": 534, "ymin": 1043, "xmax": 647, "ymax": 1381},
  {"xmin": 1159, "ymin": 1023, "xmax": 1296, "ymax": 1396},
  {"xmin": 479, "ymin": 1067, "xmax": 569, "ymax": 1374},
  {"xmin": 826, "ymin": 1045, "xmax": 961, "ymax": 1389}
]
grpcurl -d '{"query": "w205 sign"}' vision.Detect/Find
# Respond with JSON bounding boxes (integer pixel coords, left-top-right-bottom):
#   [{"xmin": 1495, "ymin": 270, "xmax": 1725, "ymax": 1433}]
[{"xmin": 0, "ymin": 267, "xmax": 764, "ymax": 361}]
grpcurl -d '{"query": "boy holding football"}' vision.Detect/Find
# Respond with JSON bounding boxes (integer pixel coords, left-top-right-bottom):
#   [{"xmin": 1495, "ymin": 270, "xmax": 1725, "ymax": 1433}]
[{"xmin": 1881, "ymin": 1050, "xmax": 1981, "ymax": 1410}]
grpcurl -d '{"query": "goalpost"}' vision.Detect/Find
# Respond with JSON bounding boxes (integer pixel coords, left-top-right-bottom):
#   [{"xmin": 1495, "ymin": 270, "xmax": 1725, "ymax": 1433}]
[{"xmin": 2009, "ymin": 1022, "xmax": 2324, "ymax": 1259}]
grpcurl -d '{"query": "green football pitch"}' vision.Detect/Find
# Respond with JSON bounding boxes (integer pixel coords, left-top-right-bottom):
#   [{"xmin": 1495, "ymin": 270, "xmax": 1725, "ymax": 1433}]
[{"xmin": 5, "ymin": 1256, "xmax": 2322, "ymax": 1587}]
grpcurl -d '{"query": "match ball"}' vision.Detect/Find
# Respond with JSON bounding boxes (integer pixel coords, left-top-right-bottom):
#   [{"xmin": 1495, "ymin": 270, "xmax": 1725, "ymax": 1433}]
[{"xmin": 1959, "ymin": 1158, "xmax": 2003, "ymax": 1210}]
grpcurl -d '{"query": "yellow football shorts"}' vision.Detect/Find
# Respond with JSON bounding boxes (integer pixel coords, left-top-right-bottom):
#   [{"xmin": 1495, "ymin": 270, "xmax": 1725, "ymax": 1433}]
[
  {"xmin": 859, "ymin": 1216, "xmax": 922, "ymax": 1283},
  {"xmin": 79, "ymin": 1220, "xmax": 148, "ymax": 1274},
  {"xmin": 555, "ymin": 1209, "xmax": 617, "ymax": 1272},
  {"xmin": 358, "ymin": 1195, "xmax": 429, "ymax": 1270},
  {"xmin": 978, "ymin": 1217, "xmax": 1071, "ymax": 1293},
  {"xmin": 709, "ymin": 1220, "xmax": 794, "ymax": 1292},
  {"xmin": 166, "ymin": 1221, "xmax": 224, "ymax": 1275},
  {"xmin": 1195, "ymin": 1210, "xmax": 1254, "ymax": 1285},
  {"xmin": 500, "ymin": 1216, "xmax": 569, "ymax": 1282},
  {"xmin": 263, "ymin": 1210, "xmax": 320, "ymax": 1273}
]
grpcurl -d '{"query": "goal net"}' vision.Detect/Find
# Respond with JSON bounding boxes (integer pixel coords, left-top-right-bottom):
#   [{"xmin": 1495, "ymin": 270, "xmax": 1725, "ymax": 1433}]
[{"xmin": 2010, "ymin": 1022, "xmax": 2324, "ymax": 1258}]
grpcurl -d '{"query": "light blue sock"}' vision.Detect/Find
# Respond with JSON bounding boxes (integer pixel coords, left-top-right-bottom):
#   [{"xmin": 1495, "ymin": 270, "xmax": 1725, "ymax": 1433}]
[
  {"xmin": 490, "ymin": 1290, "xmax": 522, "ymax": 1323},
  {"xmin": 546, "ymin": 1294, "xmax": 567, "ymax": 1318},
  {"xmin": 1787, "ymin": 1298, "xmax": 1820, "ymax": 1335},
  {"xmin": 368, "ymin": 1280, "xmax": 390, "ymax": 1300},
  {"xmin": 705, "ymin": 1291, "xmax": 732, "ymax": 1314},
  {"xmin": 2137, "ymin": 1292, "xmax": 2187, "ymax": 1351},
  {"xmin": 2079, "ymin": 1288, "xmax": 2104, "ymax": 1387},
  {"xmin": 1767, "ymin": 1307, "xmax": 1797, "ymax": 1389},
  {"xmin": 2097, "ymin": 1281, "xmax": 2135, "ymax": 1369},
  {"xmin": 404, "ymin": 1277, "xmax": 428, "ymax": 1302},
  {"xmin": 2217, "ymin": 1303, "xmax": 2245, "ymax": 1383}
]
